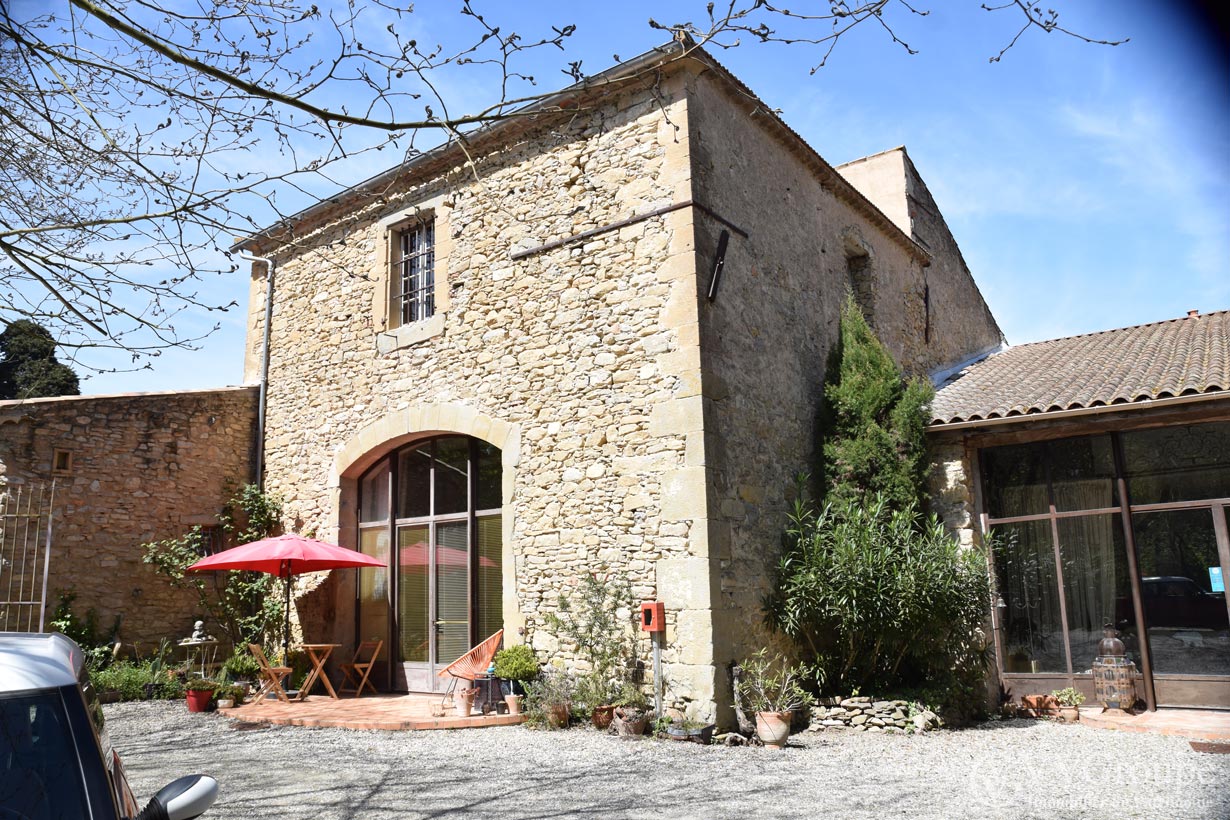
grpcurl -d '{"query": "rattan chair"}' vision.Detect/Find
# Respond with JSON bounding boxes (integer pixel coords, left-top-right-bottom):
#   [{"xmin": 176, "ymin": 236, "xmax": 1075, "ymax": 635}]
[{"xmin": 437, "ymin": 629, "xmax": 503, "ymax": 703}]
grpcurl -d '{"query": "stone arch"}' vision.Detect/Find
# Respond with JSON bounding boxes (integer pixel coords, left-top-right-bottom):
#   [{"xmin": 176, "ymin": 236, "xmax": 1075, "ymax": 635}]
[{"xmin": 325, "ymin": 402, "xmax": 524, "ymax": 640}]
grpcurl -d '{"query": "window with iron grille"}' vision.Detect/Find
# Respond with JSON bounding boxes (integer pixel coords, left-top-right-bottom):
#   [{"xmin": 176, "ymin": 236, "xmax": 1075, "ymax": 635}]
[{"xmin": 391, "ymin": 220, "xmax": 436, "ymax": 327}]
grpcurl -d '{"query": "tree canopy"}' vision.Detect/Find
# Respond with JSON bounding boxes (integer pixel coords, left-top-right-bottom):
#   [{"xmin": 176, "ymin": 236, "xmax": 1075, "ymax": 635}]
[
  {"xmin": 0, "ymin": 0, "xmax": 1123, "ymax": 374},
  {"xmin": 0, "ymin": 320, "xmax": 81, "ymax": 399}
]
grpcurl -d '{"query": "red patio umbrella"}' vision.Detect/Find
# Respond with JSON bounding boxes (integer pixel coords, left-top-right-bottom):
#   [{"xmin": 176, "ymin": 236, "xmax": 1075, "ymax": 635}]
[{"xmin": 187, "ymin": 533, "xmax": 386, "ymax": 659}]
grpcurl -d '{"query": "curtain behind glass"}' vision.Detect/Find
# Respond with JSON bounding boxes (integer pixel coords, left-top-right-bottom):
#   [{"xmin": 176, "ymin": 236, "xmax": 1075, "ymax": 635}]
[
  {"xmin": 435, "ymin": 522, "xmax": 470, "ymax": 665},
  {"xmin": 357, "ymin": 528, "xmax": 390, "ymax": 645},
  {"xmin": 995, "ymin": 520, "xmax": 1066, "ymax": 672}
]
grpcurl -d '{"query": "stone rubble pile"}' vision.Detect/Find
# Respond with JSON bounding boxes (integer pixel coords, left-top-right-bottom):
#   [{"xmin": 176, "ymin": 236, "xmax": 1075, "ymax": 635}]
[{"xmin": 808, "ymin": 696, "xmax": 941, "ymax": 734}]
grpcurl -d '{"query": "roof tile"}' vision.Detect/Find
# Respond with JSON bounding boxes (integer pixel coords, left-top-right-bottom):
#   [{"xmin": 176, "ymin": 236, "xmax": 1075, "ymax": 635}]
[{"xmin": 931, "ymin": 310, "xmax": 1230, "ymax": 424}]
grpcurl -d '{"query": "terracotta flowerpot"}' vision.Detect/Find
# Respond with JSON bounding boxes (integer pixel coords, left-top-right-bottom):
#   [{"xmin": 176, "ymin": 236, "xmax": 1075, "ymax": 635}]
[
  {"xmin": 504, "ymin": 694, "xmax": 524, "ymax": 715},
  {"xmin": 546, "ymin": 702, "xmax": 571, "ymax": 729},
  {"xmin": 591, "ymin": 704, "xmax": 616, "ymax": 730},
  {"xmin": 755, "ymin": 710, "xmax": 793, "ymax": 749},
  {"xmin": 185, "ymin": 689, "xmax": 213, "ymax": 713},
  {"xmin": 612, "ymin": 707, "xmax": 648, "ymax": 737},
  {"xmin": 455, "ymin": 689, "xmax": 477, "ymax": 717},
  {"xmin": 1058, "ymin": 705, "xmax": 1079, "ymax": 723}
]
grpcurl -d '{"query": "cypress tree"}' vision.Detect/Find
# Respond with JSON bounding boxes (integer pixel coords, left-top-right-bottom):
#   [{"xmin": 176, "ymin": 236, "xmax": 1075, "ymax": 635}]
[
  {"xmin": 0, "ymin": 320, "xmax": 81, "ymax": 400},
  {"xmin": 819, "ymin": 296, "xmax": 933, "ymax": 511}
]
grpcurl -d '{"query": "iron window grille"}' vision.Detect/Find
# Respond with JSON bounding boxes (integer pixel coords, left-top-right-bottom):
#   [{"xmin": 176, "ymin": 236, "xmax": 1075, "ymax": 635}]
[{"xmin": 392, "ymin": 220, "xmax": 436, "ymax": 327}]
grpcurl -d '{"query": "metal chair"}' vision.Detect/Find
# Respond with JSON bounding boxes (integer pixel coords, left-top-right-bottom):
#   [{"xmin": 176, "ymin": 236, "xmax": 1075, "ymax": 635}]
[{"xmin": 437, "ymin": 629, "xmax": 503, "ymax": 705}]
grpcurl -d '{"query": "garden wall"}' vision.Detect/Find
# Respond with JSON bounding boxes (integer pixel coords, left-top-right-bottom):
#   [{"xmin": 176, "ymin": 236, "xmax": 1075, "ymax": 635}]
[{"xmin": 0, "ymin": 387, "xmax": 258, "ymax": 648}]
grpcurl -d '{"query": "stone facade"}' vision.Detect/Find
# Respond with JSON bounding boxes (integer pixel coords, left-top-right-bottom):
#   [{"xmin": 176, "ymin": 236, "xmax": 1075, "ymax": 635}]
[
  {"xmin": 238, "ymin": 46, "xmax": 1003, "ymax": 724},
  {"xmin": 0, "ymin": 388, "xmax": 258, "ymax": 647}
]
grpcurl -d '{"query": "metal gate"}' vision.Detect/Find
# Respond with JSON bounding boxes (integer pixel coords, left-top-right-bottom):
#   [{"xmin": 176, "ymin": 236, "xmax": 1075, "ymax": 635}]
[{"xmin": 0, "ymin": 482, "xmax": 55, "ymax": 632}]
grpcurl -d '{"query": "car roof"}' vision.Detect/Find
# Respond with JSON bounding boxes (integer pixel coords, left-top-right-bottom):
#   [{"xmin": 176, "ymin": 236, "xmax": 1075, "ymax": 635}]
[{"xmin": 0, "ymin": 632, "xmax": 84, "ymax": 692}]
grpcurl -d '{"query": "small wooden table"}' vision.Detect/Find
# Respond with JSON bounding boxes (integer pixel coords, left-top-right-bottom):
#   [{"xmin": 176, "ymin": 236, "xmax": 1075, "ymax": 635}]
[{"xmin": 297, "ymin": 643, "xmax": 340, "ymax": 700}]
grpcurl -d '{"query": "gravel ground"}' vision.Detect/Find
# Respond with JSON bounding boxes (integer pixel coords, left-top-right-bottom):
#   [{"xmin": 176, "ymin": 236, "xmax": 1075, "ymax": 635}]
[{"xmin": 104, "ymin": 702, "xmax": 1228, "ymax": 820}]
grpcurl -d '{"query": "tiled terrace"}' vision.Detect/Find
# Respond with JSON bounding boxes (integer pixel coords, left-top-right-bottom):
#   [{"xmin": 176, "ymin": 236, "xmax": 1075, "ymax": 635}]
[
  {"xmin": 1078, "ymin": 707, "xmax": 1230, "ymax": 741},
  {"xmin": 227, "ymin": 693, "xmax": 525, "ymax": 731}
]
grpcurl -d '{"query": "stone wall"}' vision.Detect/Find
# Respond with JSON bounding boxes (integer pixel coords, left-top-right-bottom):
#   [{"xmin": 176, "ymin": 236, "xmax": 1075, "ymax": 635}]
[
  {"xmin": 0, "ymin": 387, "xmax": 258, "ymax": 647},
  {"xmin": 684, "ymin": 66, "xmax": 1003, "ymax": 724},
  {"xmin": 808, "ymin": 696, "xmax": 942, "ymax": 734},
  {"xmin": 245, "ymin": 67, "xmax": 714, "ymax": 709},
  {"xmin": 836, "ymin": 147, "xmax": 1003, "ymax": 374}
]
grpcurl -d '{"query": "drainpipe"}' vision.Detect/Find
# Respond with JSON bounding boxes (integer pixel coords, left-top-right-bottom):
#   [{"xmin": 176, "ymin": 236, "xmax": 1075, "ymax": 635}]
[{"xmin": 239, "ymin": 252, "xmax": 275, "ymax": 490}]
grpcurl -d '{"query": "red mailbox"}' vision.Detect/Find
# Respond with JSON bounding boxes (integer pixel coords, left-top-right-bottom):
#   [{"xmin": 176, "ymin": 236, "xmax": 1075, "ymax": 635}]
[{"xmin": 640, "ymin": 601, "xmax": 665, "ymax": 633}]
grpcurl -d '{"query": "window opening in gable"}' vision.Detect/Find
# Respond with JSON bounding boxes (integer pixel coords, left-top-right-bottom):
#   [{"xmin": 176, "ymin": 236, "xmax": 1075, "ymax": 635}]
[{"xmin": 391, "ymin": 219, "xmax": 436, "ymax": 327}]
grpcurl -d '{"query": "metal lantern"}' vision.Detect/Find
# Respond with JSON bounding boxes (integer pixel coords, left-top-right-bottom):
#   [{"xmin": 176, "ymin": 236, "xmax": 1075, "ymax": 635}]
[{"xmin": 1092, "ymin": 624, "xmax": 1135, "ymax": 711}]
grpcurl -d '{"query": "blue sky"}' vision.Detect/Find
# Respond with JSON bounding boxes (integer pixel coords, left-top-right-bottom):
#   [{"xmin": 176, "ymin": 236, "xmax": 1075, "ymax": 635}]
[{"xmin": 79, "ymin": 1, "xmax": 1229, "ymax": 394}]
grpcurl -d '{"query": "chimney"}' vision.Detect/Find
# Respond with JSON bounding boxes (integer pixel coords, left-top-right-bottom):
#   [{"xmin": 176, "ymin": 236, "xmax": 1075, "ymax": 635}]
[{"xmin": 1187, "ymin": 309, "xmax": 1199, "ymax": 318}]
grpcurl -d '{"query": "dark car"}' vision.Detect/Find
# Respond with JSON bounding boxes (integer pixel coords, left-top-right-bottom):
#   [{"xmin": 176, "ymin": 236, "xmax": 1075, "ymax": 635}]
[
  {"xmin": 0, "ymin": 632, "xmax": 217, "ymax": 820},
  {"xmin": 1140, "ymin": 576, "xmax": 1229, "ymax": 631}
]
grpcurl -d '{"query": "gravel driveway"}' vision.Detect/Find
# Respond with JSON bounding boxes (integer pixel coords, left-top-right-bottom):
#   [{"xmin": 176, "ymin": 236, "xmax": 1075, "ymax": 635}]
[{"xmin": 105, "ymin": 702, "xmax": 1227, "ymax": 820}]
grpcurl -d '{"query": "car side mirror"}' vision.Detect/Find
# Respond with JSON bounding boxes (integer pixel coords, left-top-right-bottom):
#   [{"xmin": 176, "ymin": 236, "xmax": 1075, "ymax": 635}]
[{"xmin": 135, "ymin": 774, "xmax": 218, "ymax": 820}]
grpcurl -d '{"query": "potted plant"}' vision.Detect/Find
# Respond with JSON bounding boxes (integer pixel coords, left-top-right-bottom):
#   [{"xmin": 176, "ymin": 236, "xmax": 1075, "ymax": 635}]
[
  {"xmin": 1051, "ymin": 687, "xmax": 1085, "ymax": 722},
  {"xmin": 221, "ymin": 649, "xmax": 261, "ymax": 695},
  {"xmin": 577, "ymin": 671, "xmax": 618, "ymax": 730},
  {"xmin": 183, "ymin": 678, "xmax": 218, "ymax": 713},
  {"xmin": 215, "ymin": 683, "xmax": 244, "ymax": 709},
  {"xmin": 734, "ymin": 650, "xmax": 814, "ymax": 749},
  {"xmin": 525, "ymin": 668, "xmax": 573, "ymax": 730},
  {"xmin": 493, "ymin": 644, "xmax": 539, "ymax": 713},
  {"xmin": 611, "ymin": 681, "xmax": 650, "ymax": 738},
  {"xmin": 664, "ymin": 716, "xmax": 715, "ymax": 744}
]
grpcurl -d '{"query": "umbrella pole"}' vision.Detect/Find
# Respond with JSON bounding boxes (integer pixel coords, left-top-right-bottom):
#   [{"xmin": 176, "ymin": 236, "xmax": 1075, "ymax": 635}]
[{"xmin": 283, "ymin": 560, "xmax": 292, "ymax": 663}]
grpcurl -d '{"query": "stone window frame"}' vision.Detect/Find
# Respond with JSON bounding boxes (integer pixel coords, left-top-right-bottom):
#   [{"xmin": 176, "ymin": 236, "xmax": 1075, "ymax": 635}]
[
  {"xmin": 375, "ymin": 192, "xmax": 453, "ymax": 353},
  {"xmin": 51, "ymin": 448, "xmax": 73, "ymax": 475}
]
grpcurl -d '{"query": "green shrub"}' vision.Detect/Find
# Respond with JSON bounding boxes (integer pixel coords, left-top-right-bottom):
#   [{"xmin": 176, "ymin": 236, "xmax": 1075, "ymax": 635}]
[
  {"xmin": 734, "ymin": 650, "xmax": 814, "ymax": 714},
  {"xmin": 767, "ymin": 491, "xmax": 991, "ymax": 702},
  {"xmin": 221, "ymin": 650, "xmax": 261, "ymax": 681},
  {"xmin": 49, "ymin": 593, "xmax": 120, "ymax": 670},
  {"xmin": 819, "ymin": 296, "xmax": 933, "ymax": 511},
  {"xmin": 493, "ymin": 644, "xmax": 539, "ymax": 681},
  {"xmin": 522, "ymin": 668, "xmax": 573, "ymax": 730},
  {"xmin": 544, "ymin": 571, "xmax": 636, "ymax": 690},
  {"xmin": 141, "ymin": 483, "xmax": 285, "ymax": 648},
  {"xmin": 91, "ymin": 660, "xmax": 184, "ymax": 701}
]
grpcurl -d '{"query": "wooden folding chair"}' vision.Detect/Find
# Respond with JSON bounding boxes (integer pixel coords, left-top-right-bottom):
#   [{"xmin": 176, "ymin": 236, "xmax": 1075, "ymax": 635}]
[
  {"xmin": 339, "ymin": 639, "xmax": 383, "ymax": 696},
  {"xmin": 437, "ymin": 629, "xmax": 503, "ymax": 704},
  {"xmin": 248, "ymin": 643, "xmax": 292, "ymax": 704}
]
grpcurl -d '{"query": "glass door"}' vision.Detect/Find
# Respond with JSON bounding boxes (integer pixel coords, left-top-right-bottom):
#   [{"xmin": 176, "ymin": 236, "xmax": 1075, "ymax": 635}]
[
  {"xmin": 357, "ymin": 435, "xmax": 503, "ymax": 693},
  {"xmin": 1131, "ymin": 507, "xmax": 1230, "ymax": 706}
]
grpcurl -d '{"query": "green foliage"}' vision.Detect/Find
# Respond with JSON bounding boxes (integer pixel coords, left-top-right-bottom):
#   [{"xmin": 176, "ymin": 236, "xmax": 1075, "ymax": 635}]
[
  {"xmin": 91, "ymin": 661, "xmax": 183, "ymax": 701},
  {"xmin": 0, "ymin": 320, "xmax": 80, "ymax": 399},
  {"xmin": 1051, "ymin": 687, "xmax": 1085, "ymax": 707},
  {"xmin": 183, "ymin": 677, "xmax": 219, "ymax": 692},
  {"xmin": 142, "ymin": 484, "xmax": 284, "ymax": 648},
  {"xmin": 220, "ymin": 650, "xmax": 261, "ymax": 681},
  {"xmin": 766, "ymin": 490, "xmax": 991, "ymax": 699},
  {"xmin": 543, "ymin": 570, "xmax": 636, "ymax": 695},
  {"xmin": 493, "ymin": 644, "xmax": 539, "ymax": 682},
  {"xmin": 612, "ymin": 679, "xmax": 648, "ymax": 710},
  {"xmin": 49, "ymin": 593, "xmax": 120, "ymax": 670},
  {"xmin": 819, "ymin": 297, "xmax": 933, "ymax": 511},
  {"xmin": 522, "ymin": 667, "xmax": 574, "ymax": 730},
  {"xmin": 733, "ymin": 650, "xmax": 814, "ymax": 714}
]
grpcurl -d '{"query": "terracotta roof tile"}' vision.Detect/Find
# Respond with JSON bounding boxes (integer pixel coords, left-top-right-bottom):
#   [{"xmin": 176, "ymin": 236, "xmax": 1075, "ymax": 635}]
[{"xmin": 931, "ymin": 310, "xmax": 1230, "ymax": 424}]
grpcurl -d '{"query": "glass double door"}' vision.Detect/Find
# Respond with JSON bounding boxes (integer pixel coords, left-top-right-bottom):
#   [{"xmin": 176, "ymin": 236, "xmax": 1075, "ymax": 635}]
[
  {"xmin": 399, "ymin": 520, "xmax": 472, "ymax": 692},
  {"xmin": 1131, "ymin": 506, "xmax": 1230, "ymax": 706}
]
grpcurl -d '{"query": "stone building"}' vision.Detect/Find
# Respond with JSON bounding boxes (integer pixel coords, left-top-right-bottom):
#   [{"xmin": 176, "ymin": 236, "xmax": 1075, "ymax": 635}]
[{"xmin": 231, "ymin": 41, "xmax": 1002, "ymax": 723}]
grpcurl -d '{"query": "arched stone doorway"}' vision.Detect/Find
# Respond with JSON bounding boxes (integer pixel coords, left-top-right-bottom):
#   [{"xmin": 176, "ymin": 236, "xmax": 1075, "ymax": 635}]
[
  {"xmin": 355, "ymin": 435, "xmax": 503, "ymax": 692},
  {"xmin": 330, "ymin": 404, "xmax": 520, "ymax": 693}
]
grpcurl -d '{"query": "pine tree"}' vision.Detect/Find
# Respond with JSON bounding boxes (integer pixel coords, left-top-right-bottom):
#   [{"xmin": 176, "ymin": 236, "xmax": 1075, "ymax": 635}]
[
  {"xmin": 819, "ymin": 297, "xmax": 933, "ymax": 511},
  {"xmin": 0, "ymin": 320, "xmax": 81, "ymax": 400}
]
